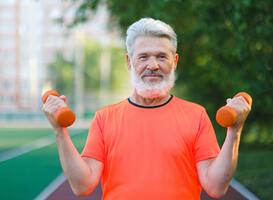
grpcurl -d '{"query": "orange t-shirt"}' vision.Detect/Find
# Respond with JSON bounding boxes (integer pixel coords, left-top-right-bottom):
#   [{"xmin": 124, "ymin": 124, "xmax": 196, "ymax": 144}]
[{"xmin": 81, "ymin": 96, "xmax": 220, "ymax": 200}]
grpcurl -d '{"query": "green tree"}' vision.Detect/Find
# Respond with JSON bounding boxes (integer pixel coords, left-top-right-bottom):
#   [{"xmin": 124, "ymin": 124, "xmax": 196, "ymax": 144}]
[
  {"xmin": 49, "ymin": 53, "xmax": 74, "ymax": 99},
  {"xmin": 82, "ymin": 39, "xmax": 102, "ymax": 95},
  {"xmin": 69, "ymin": 0, "xmax": 273, "ymax": 144},
  {"xmin": 48, "ymin": 38, "xmax": 128, "ymax": 110}
]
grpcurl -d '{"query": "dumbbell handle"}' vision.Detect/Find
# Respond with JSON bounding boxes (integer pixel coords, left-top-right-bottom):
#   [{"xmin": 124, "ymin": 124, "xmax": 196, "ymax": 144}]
[
  {"xmin": 216, "ymin": 92, "xmax": 252, "ymax": 127},
  {"xmin": 42, "ymin": 90, "xmax": 76, "ymax": 127}
]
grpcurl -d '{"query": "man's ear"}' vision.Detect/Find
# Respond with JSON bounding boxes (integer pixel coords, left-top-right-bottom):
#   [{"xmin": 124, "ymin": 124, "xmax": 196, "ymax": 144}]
[
  {"xmin": 126, "ymin": 53, "xmax": 131, "ymax": 70},
  {"xmin": 173, "ymin": 53, "xmax": 179, "ymax": 70}
]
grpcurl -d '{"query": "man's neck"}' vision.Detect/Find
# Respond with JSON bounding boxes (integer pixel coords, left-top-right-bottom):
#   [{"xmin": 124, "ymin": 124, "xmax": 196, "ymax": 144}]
[{"xmin": 130, "ymin": 91, "xmax": 171, "ymax": 107}]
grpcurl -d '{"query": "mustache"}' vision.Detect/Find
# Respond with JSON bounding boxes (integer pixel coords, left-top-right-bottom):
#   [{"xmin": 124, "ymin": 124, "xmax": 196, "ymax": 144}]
[{"xmin": 141, "ymin": 70, "xmax": 164, "ymax": 77}]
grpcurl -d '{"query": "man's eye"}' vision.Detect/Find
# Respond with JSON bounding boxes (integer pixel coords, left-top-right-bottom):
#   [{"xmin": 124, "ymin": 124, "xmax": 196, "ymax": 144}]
[
  {"xmin": 159, "ymin": 55, "xmax": 167, "ymax": 60},
  {"xmin": 139, "ymin": 56, "xmax": 147, "ymax": 60}
]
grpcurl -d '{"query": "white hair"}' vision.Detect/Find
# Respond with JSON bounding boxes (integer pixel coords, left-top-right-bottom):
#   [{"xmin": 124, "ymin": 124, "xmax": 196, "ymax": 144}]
[{"xmin": 126, "ymin": 18, "xmax": 177, "ymax": 57}]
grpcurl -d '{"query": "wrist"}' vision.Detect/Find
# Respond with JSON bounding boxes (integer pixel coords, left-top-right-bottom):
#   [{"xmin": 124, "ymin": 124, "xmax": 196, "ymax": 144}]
[
  {"xmin": 55, "ymin": 127, "xmax": 68, "ymax": 137},
  {"xmin": 227, "ymin": 127, "xmax": 242, "ymax": 139}
]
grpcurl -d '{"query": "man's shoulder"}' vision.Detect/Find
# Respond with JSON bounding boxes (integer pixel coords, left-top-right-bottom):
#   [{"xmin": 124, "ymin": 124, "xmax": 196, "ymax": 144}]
[
  {"xmin": 173, "ymin": 96, "xmax": 205, "ymax": 112},
  {"xmin": 96, "ymin": 99, "xmax": 128, "ymax": 115}
]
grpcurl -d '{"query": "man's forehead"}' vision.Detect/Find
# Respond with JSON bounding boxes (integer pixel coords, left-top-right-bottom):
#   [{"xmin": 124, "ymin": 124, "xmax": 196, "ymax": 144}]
[{"xmin": 133, "ymin": 36, "xmax": 173, "ymax": 54}]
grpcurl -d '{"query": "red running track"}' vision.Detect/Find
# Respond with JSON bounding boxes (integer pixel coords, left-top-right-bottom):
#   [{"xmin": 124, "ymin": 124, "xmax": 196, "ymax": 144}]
[{"xmin": 46, "ymin": 181, "xmax": 248, "ymax": 200}]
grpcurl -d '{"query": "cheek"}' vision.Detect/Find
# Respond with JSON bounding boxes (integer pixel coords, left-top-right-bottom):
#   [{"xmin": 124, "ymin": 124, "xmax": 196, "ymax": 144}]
[
  {"xmin": 134, "ymin": 61, "xmax": 147, "ymax": 75},
  {"xmin": 160, "ymin": 61, "xmax": 174, "ymax": 74}
]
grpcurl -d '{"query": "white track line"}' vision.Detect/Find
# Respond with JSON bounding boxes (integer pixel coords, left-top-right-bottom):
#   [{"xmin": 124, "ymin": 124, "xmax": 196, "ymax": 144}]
[
  {"xmin": 0, "ymin": 136, "xmax": 55, "ymax": 163},
  {"xmin": 231, "ymin": 179, "xmax": 261, "ymax": 200},
  {"xmin": 0, "ymin": 131, "xmax": 83, "ymax": 163},
  {"xmin": 34, "ymin": 173, "xmax": 66, "ymax": 200}
]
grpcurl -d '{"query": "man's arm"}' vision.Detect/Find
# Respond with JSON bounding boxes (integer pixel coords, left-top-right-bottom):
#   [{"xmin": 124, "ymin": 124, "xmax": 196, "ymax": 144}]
[
  {"xmin": 196, "ymin": 96, "xmax": 251, "ymax": 198},
  {"xmin": 43, "ymin": 95, "xmax": 103, "ymax": 196}
]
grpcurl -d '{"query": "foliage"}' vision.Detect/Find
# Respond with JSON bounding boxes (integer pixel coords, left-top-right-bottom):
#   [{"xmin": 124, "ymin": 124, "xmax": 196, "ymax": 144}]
[
  {"xmin": 69, "ymin": 0, "xmax": 273, "ymax": 143},
  {"xmin": 82, "ymin": 39, "xmax": 102, "ymax": 94},
  {"xmin": 49, "ymin": 53, "xmax": 74, "ymax": 99},
  {"xmin": 82, "ymin": 38, "xmax": 129, "ymax": 93},
  {"xmin": 49, "ymin": 38, "xmax": 128, "ymax": 108},
  {"xmin": 109, "ymin": 46, "xmax": 129, "ymax": 92}
]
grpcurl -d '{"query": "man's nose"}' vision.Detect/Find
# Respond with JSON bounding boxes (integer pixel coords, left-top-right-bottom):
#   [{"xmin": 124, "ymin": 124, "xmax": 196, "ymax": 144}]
[{"xmin": 147, "ymin": 57, "xmax": 159, "ymax": 70}]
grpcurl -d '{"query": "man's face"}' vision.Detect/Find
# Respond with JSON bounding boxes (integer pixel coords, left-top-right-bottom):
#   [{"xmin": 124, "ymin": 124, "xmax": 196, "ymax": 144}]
[
  {"xmin": 127, "ymin": 36, "xmax": 179, "ymax": 98},
  {"xmin": 129, "ymin": 36, "xmax": 178, "ymax": 82}
]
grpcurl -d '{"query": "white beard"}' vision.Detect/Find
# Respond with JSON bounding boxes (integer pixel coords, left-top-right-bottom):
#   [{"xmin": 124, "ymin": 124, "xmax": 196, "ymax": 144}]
[{"xmin": 130, "ymin": 67, "xmax": 176, "ymax": 99}]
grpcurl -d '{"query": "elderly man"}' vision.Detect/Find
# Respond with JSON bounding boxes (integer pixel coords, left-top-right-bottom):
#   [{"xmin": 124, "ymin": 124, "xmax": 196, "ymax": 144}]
[{"xmin": 43, "ymin": 18, "xmax": 251, "ymax": 200}]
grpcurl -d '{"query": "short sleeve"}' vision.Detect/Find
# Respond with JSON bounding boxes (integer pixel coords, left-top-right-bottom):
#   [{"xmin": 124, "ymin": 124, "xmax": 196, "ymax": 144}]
[
  {"xmin": 81, "ymin": 112, "xmax": 105, "ymax": 162},
  {"xmin": 194, "ymin": 110, "xmax": 220, "ymax": 163}
]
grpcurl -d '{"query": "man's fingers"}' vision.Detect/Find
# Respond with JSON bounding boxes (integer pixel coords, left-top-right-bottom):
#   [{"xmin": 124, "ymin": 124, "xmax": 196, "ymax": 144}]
[
  {"xmin": 226, "ymin": 98, "xmax": 231, "ymax": 104},
  {"xmin": 43, "ymin": 95, "xmax": 66, "ymax": 115},
  {"xmin": 59, "ymin": 95, "xmax": 67, "ymax": 103},
  {"xmin": 41, "ymin": 93, "xmax": 67, "ymax": 130},
  {"xmin": 227, "ymin": 96, "xmax": 251, "ymax": 116}
]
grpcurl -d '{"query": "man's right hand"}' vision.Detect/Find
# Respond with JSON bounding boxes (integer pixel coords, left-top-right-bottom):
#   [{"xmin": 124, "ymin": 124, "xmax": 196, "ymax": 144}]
[{"xmin": 42, "ymin": 95, "xmax": 67, "ymax": 133}]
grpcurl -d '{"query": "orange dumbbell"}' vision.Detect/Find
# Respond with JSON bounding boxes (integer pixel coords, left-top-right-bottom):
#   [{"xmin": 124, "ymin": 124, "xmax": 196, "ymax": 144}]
[
  {"xmin": 216, "ymin": 92, "xmax": 252, "ymax": 127},
  {"xmin": 42, "ymin": 89, "xmax": 76, "ymax": 127}
]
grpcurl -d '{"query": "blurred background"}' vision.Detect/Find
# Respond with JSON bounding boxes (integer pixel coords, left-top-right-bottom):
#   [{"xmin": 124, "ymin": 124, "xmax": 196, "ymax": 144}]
[
  {"xmin": 0, "ymin": 0, "xmax": 130, "ymax": 125},
  {"xmin": 0, "ymin": 0, "xmax": 272, "ymax": 199}
]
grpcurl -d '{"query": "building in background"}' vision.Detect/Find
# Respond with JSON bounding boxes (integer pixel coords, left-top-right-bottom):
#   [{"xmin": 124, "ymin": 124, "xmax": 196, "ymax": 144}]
[{"xmin": 0, "ymin": 0, "xmax": 124, "ymax": 121}]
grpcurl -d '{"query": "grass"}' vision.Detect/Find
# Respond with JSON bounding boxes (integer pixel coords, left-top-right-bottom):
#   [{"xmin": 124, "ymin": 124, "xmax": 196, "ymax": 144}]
[
  {"xmin": 0, "ymin": 143, "xmax": 62, "ymax": 199},
  {"xmin": 0, "ymin": 128, "xmax": 52, "ymax": 153},
  {"xmin": 235, "ymin": 149, "xmax": 273, "ymax": 200},
  {"xmin": 0, "ymin": 128, "xmax": 88, "ymax": 200}
]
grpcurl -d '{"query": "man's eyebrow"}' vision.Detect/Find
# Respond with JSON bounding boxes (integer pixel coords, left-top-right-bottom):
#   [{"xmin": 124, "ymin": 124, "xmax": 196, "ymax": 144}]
[
  {"xmin": 138, "ymin": 53, "xmax": 148, "ymax": 56},
  {"xmin": 137, "ymin": 51, "xmax": 169, "ymax": 56},
  {"xmin": 158, "ymin": 52, "xmax": 168, "ymax": 56},
  {"xmin": 136, "ymin": 53, "xmax": 148, "ymax": 57}
]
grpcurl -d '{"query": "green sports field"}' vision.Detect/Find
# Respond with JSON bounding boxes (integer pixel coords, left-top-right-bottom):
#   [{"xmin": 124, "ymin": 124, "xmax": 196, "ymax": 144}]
[{"xmin": 0, "ymin": 128, "xmax": 88, "ymax": 200}]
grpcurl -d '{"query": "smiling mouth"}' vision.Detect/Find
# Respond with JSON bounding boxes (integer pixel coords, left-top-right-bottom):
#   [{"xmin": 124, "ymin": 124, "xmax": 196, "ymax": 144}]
[{"xmin": 141, "ymin": 75, "xmax": 163, "ymax": 83}]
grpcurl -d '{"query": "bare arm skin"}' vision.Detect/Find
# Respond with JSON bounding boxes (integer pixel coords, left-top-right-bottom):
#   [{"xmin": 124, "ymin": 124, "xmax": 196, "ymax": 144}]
[
  {"xmin": 197, "ymin": 96, "xmax": 251, "ymax": 198},
  {"xmin": 42, "ymin": 95, "xmax": 104, "ymax": 196}
]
